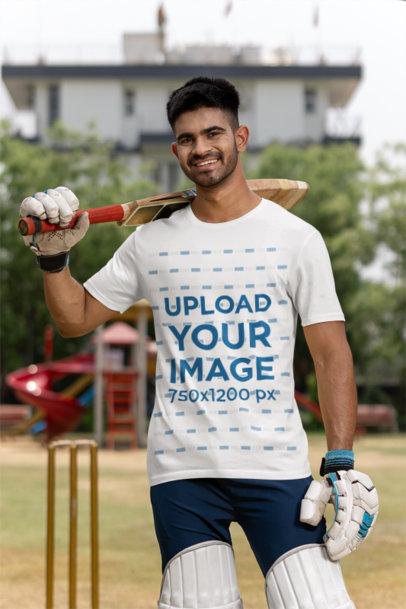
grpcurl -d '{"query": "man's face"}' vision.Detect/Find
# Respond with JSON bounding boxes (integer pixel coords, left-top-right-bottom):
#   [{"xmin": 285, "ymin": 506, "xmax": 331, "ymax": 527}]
[{"xmin": 171, "ymin": 107, "xmax": 247, "ymax": 188}]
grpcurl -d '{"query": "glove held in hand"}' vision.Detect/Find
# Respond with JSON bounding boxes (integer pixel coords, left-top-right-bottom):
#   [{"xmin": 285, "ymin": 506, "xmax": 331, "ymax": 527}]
[{"xmin": 300, "ymin": 466, "xmax": 379, "ymax": 561}]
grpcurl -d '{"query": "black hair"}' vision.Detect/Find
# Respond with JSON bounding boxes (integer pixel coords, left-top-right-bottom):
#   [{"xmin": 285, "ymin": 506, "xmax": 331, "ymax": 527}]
[{"xmin": 166, "ymin": 77, "xmax": 240, "ymax": 130}]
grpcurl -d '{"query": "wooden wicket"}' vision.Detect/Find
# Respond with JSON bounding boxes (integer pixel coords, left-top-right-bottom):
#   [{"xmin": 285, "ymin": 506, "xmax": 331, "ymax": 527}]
[{"xmin": 46, "ymin": 440, "xmax": 99, "ymax": 609}]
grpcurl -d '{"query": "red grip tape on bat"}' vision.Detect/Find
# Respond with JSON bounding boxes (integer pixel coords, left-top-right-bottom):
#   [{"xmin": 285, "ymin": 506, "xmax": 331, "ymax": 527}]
[{"xmin": 18, "ymin": 205, "xmax": 125, "ymax": 236}]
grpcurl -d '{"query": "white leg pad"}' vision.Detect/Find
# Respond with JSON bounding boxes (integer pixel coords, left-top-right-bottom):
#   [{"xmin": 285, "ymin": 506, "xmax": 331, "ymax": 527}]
[
  {"xmin": 265, "ymin": 544, "xmax": 355, "ymax": 609},
  {"xmin": 158, "ymin": 540, "xmax": 243, "ymax": 609}
]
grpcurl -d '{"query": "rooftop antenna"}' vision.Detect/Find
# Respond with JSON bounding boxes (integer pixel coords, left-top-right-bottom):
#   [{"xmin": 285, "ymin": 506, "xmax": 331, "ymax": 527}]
[{"xmin": 157, "ymin": 3, "xmax": 167, "ymax": 59}]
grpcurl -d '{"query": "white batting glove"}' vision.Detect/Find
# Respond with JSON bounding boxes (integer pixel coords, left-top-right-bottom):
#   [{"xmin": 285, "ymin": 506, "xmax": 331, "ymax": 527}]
[
  {"xmin": 20, "ymin": 186, "xmax": 89, "ymax": 257},
  {"xmin": 300, "ymin": 450, "xmax": 379, "ymax": 561}
]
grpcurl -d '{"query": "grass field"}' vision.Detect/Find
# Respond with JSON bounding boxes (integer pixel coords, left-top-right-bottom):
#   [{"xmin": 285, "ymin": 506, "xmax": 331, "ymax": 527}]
[{"xmin": 1, "ymin": 433, "xmax": 405, "ymax": 609}]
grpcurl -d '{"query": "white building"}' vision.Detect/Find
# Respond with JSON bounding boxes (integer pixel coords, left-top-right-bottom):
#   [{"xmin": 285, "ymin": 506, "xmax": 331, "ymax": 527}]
[{"xmin": 2, "ymin": 34, "xmax": 362, "ymax": 190}]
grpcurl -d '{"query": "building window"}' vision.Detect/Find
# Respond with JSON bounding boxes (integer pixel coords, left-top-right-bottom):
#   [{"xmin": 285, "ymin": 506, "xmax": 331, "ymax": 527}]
[
  {"xmin": 238, "ymin": 88, "xmax": 251, "ymax": 112},
  {"xmin": 26, "ymin": 84, "xmax": 35, "ymax": 109},
  {"xmin": 124, "ymin": 89, "xmax": 135, "ymax": 116},
  {"xmin": 305, "ymin": 87, "xmax": 317, "ymax": 114},
  {"xmin": 48, "ymin": 84, "xmax": 60, "ymax": 126}
]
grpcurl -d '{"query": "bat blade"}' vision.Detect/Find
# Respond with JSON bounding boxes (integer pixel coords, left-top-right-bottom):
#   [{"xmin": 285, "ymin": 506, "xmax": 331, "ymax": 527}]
[{"xmin": 121, "ymin": 179, "xmax": 309, "ymax": 227}]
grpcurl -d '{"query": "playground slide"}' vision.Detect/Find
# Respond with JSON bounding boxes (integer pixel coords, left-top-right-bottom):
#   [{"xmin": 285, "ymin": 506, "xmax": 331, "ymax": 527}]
[
  {"xmin": 6, "ymin": 353, "xmax": 95, "ymax": 441},
  {"xmin": 6, "ymin": 349, "xmax": 322, "ymax": 441}
]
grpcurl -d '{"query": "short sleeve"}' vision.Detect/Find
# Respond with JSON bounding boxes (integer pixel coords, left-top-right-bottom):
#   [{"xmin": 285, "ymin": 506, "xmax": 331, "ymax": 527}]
[
  {"xmin": 83, "ymin": 230, "xmax": 144, "ymax": 314},
  {"xmin": 287, "ymin": 230, "xmax": 345, "ymax": 327}
]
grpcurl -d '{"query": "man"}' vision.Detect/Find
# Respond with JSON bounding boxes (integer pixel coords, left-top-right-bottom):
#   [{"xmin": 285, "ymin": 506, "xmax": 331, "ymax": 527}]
[{"xmin": 20, "ymin": 77, "xmax": 378, "ymax": 608}]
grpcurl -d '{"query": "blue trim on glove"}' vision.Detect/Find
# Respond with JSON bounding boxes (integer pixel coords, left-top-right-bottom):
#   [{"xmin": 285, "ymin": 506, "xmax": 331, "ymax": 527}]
[
  {"xmin": 358, "ymin": 512, "xmax": 375, "ymax": 539},
  {"xmin": 326, "ymin": 472, "xmax": 340, "ymax": 512}
]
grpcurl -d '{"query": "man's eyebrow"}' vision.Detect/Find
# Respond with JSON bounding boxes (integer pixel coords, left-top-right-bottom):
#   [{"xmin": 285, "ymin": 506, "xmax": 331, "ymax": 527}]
[
  {"xmin": 176, "ymin": 125, "xmax": 226, "ymax": 141},
  {"xmin": 202, "ymin": 125, "xmax": 226, "ymax": 134}
]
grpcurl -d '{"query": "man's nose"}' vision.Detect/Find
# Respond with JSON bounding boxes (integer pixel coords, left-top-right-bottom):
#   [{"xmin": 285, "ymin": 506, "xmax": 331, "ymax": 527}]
[{"xmin": 191, "ymin": 136, "xmax": 211, "ymax": 157}]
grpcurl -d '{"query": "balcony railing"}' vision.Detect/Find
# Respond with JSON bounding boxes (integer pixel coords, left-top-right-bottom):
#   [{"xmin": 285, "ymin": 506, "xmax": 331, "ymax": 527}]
[{"xmin": 2, "ymin": 43, "xmax": 361, "ymax": 67}]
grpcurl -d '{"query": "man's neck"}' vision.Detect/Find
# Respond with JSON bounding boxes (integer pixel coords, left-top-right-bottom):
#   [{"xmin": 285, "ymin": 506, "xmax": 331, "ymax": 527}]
[{"xmin": 191, "ymin": 171, "xmax": 261, "ymax": 223}]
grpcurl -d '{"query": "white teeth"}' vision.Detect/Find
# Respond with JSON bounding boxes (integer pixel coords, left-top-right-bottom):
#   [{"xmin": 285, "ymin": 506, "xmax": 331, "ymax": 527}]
[{"xmin": 195, "ymin": 159, "xmax": 218, "ymax": 167}]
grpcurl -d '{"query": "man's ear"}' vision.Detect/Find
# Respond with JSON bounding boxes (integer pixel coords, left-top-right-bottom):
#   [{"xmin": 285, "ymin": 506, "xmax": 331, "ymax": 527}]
[
  {"xmin": 235, "ymin": 125, "xmax": 249, "ymax": 152},
  {"xmin": 171, "ymin": 142, "xmax": 178, "ymax": 158}
]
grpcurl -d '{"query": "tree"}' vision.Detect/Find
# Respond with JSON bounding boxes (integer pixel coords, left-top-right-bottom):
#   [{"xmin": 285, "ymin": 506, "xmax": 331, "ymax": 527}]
[
  {"xmin": 251, "ymin": 143, "xmax": 372, "ymax": 384},
  {"xmin": 251, "ymin": 142, "xmax": 405, "ymax": 427},
  {"xmin": 356, "ymin": 143, "xmax": 406, "ymax": 424},
  {"xmin": 0, "ymin": 121, "xmax": 157, "ymax": 390}
]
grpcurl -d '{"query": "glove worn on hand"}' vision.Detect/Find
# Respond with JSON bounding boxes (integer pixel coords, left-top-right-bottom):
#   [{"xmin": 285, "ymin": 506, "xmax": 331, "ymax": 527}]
[
  {"xmin": 20, "ymin": 186, "xmax": 89, "ymax": 269},
  {"xmin": 300, "ymin": 450, "xmax": 379, "ymax": 561}
]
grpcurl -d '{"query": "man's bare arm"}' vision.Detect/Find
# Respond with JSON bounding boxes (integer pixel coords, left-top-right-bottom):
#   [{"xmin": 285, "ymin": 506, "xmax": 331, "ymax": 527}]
[
  {"xmin": 44, "ymin": 268, "xmax": 117, "ymax": 337},
  {"xmin": 303, "ymin": 320, "xmax": 357, "ymax": 450}
]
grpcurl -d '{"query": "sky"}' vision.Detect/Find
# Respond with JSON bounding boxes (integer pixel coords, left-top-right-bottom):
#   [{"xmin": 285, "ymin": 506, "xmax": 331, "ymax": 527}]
[{"xmin": 0, "ymin": 0, "xmax": 405, "ymax": 163}]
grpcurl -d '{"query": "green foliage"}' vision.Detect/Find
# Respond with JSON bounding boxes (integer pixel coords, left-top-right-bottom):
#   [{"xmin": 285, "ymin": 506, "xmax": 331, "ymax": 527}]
[
  {"xmin": 0, "ymin": 121, "xmax": 158, "ymax": 384},
  {"xmin": 251, "ymin": 142, "xmax": 405, "ymax": 425},
  {"xmin": 357, "ymin": 144, "xmax": 406, "ymax": 423},
  {"xmin": 251, "ymin": 143, "xmax": 369, "ymax": 372}
]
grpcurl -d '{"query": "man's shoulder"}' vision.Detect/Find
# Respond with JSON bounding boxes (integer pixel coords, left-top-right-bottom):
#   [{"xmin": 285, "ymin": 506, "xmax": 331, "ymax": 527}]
[
  {"xmin": 134, "ymin": 206, "xmax": 188, "ymax": 236},
  {"xmin": 262, "ymin": 199, "xmax": 317, "ymax": 239}
]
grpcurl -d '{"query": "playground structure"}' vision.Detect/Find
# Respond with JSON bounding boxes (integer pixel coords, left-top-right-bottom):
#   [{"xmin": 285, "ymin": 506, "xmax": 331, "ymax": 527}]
[
  {"xmin": 46, "ymin": 439, "xmax": 99, "ymax": 609},
  {"xmin": 5, "ymin": 301, "xmax": 157, "ymax": 448}
]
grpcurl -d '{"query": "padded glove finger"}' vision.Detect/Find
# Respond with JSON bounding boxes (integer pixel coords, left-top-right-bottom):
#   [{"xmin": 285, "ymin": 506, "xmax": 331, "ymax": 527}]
[
  {"xmin": 54, "ymin": 186, "xmax": 79, "ymax": 212},
  {"xmin": 20, "ymin": 195, "xmax": 48, "ymax": 221},
  {"xmin": 31, "ymin": 191, "xmax": 61, "ymax": 223},
  {"xmin": 45, "ymin": 188, "xmax": 75, "ymax": 226},
  {"xmin": 300, "ymin": 479, "xmax": 331, "ymax": 526}
]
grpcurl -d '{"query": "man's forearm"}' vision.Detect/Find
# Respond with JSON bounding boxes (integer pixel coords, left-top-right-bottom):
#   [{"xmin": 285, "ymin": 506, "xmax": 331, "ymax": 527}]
[
  {"xmin": 314, "ymin": 348, "xmax": 358, "ymax": 450},
  {"xmin": 43, "ymin": 268, "xmax": 87, "ymax": 337}
]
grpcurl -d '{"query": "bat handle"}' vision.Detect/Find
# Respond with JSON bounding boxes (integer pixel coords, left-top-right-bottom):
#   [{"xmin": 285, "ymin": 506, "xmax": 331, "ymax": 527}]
[{"xmin": 18, "ymin": 204, "xmax": 126, "ymax": 236}]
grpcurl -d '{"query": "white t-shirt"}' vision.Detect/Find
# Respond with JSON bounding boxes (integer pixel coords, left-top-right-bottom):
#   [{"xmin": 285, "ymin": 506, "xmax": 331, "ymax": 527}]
[{"xmin": 84, "ymin": 198, "xmax": 345, "ymax": 486}]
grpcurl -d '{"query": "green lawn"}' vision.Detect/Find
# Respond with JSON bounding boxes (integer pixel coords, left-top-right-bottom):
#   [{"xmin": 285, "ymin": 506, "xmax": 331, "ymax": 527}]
[{"xmin": 1, "ymin": 433, "xmax": 405, "ymax": 609}]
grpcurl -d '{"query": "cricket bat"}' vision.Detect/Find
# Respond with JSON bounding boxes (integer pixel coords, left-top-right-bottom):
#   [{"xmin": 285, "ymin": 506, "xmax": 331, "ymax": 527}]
[{"xmin": 18, "ymin": 178, "xmax": 309, "ymax": 236}]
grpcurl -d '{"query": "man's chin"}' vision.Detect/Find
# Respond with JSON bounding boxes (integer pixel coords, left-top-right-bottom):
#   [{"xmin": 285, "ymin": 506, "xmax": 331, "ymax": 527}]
[
  {"xmin": 194, "ymin": 175, "xmax": 222, "ymax": 188},
  {"xmin": 189, "ymin": 171, "xmax": 229, "ymax": 189}
]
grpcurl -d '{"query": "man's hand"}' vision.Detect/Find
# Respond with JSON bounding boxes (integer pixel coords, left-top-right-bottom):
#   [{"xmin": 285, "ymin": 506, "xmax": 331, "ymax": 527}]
[
  {"xmin": 20, "ymin": 186, "xmax": 89, "ymax": 257},
  {"xmin": 300, "ymin": 450, "xmax": 379, "ymax": 561}
]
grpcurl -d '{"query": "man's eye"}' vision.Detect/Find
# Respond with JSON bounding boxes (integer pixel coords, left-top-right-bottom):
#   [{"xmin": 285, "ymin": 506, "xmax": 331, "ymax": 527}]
[
  {"xmin": 179, "ymin": 137, "xmax": 191, "ymax": 145},
  {"xmin": 208, "ymin": 132, "xmax": 220, "ymax": 138}
]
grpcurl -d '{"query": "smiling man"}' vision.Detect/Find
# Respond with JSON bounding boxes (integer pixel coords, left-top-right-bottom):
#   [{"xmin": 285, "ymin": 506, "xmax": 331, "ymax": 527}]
[{"xmin": 19, "ymin": 77, "xmax": 378, "ymax": 608}]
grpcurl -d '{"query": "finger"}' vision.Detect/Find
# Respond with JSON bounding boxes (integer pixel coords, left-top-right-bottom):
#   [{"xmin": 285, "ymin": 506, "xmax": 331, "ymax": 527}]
[
  {"xmin": 54, "ymin": 186, "xmax": 79, "ymax": 212},
  {"xmin": 325, "ymin": 533, "xmax": 348, "ymax": 559},
  {"xmin": 325, "ymin": 519, "xmax": 343, "ymax": 541},
  {"xmin": 46, "ymin": 188, "xmax": 74, "ymax": 226},
  {"xmin": 20, "ymin": 196, "xmax": 47, "ymax": 220},
  {"xmin": 32, "ymin": 191, "xmax": 60, "ymax": 224},
  {"xmin": 300, "ymin": 480, "xmax": 330, "ymax": 526},
  {"xmin": 303, "ymin": 480, "xmax": 324, "ymax": 501},
  {"xmin": 300, "ymin": 480, "xmax": 324, "ymax": 524},
  {"xmin": 347, "ymin": 470, "xmax": 374, "ymax": 489},
  {"xmin": 326, "ymin": 540, "xmax": 351, "ymax": 562},
  {"xmin": 353, "ymin": 482, "xmax": 379, "ymax": 512},
  {"xmin": 300, "ymin": 499, "xmax": 323, "ymax": 525}
]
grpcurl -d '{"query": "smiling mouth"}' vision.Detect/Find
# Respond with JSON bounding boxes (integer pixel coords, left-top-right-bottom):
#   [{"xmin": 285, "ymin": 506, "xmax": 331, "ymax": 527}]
[{"xmin": 193, "ymin": 158, "xmax": 220, "ymax": 168}]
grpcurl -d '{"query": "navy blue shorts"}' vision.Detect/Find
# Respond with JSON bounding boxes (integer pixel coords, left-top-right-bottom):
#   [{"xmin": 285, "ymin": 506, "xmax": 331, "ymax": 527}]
[{"xmin": 150, "ymin": 477, "xmax": 326, "ymax": 576}]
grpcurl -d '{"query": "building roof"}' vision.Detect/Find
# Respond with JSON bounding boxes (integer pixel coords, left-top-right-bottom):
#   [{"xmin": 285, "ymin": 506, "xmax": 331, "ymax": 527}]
[
  {"xmin": 2, "ymin": 63, "xmax": 362, "ymax": 80},
  {"xmin": 100, "ymin": 322, "xmax": 139, "ymax": 345}
]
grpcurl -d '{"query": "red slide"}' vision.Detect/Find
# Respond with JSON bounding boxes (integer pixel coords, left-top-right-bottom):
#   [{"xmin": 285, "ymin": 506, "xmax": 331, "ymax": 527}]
[
  {"xmin": 294, "ymin": 390, "xmax": 322, "ymax": 420},
  {"xmin": 6, "ymin": 353, "xmax": 94, "ymax": 441}
]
